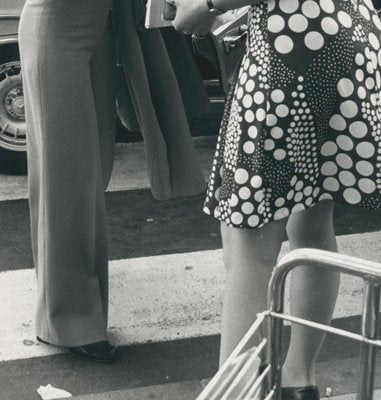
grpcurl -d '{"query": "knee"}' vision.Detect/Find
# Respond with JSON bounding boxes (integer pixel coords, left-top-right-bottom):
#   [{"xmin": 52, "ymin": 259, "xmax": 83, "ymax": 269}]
[
  {"xmin": 286, "ymin": 200, "xmax": 335, "ymax": 246},
  {"xmin": 221, "ymin": 222, "xmax": 285, "ymax": 271}
]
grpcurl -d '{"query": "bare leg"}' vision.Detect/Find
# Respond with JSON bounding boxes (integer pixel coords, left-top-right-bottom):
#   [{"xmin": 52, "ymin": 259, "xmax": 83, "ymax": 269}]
[
  {"xmin": 219, "ymin": 219, "xmax": 287, "ymax": 366},
  {"xmin": 282, "ymin": 200, "xmax": 340, "ymax": 387}
]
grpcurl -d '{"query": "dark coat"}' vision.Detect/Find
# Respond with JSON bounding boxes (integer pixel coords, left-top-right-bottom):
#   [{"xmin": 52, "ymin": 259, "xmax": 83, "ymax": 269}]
[{"xmin": 113, "ymin": 0, "xmax": 209, "ymax": 200}]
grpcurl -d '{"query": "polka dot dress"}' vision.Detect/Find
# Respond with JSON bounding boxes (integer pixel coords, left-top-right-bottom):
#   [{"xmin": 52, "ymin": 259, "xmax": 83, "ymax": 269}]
[{"xmin": 204, "ymin": 0, "xmax": 381, "ymax": 229}]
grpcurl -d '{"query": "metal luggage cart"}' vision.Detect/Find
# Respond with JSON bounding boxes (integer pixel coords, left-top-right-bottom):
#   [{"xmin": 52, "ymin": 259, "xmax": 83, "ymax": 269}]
[{"xmin": 196, "ymin": 248, "xmax": 381, "ymax": 400}]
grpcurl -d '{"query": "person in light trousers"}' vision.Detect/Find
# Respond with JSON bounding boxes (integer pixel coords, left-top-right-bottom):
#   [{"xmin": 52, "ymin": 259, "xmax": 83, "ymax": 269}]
[
  {"xmin": 19, "ymin": 0, "xmax": 119, "ymax": 362},
  {"xmin": 19, "ymin": 0, "xmax": 206, "ymax": 363}
]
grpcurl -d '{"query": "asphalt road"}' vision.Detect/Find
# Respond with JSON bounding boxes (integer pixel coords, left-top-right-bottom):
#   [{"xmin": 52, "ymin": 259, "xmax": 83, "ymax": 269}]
[{"xmin": 1, "ymin": 139, "xmax": 381, "ymax": 400}]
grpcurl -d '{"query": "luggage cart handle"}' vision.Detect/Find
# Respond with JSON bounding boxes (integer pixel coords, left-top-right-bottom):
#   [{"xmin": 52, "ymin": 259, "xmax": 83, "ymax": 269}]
[
  {"xmin": 268, "ymin": 248, "xmax": 381, "ymax": 400},
  {"xmin": 269, "ymin": 249, "xmax": 381, "ymax": 312}
]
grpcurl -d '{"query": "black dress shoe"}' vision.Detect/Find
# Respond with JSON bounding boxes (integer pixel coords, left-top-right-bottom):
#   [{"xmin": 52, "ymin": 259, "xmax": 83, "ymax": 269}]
[
  {"xmin": 68, "ymin": 341, "xmax": 121, "ymax": 363},
  {"xmin": 37, "ymin": 337, "xmax": 120, "ymax": 363},
  {"xmin": 36, "ymin": 336, "xmax": 50, "ymax": 345},
  {"xmin": 281, "ymin": 386, "xmax": 320, "ymax": 400}
]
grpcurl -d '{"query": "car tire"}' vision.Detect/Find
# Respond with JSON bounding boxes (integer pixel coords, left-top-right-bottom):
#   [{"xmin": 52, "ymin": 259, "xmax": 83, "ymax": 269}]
[
  {"xmin": 0, "ymin": 46, "xmax": 27, "ymax": 175},
  {"xmin": 0, "ymin": 147, "xmax": 27, "ymax": 175}
]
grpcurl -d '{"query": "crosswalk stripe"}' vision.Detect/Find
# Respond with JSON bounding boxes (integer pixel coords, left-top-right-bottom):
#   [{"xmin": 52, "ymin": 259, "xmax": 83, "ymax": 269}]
[
  {"xmin": 1, "ymin": 231, "xmax": 380, "ymax": 363},
  {"xmin": 2, "ymin": 142, "xmax": 381, "ymax": 398},
  {"xmin": 0, "ymin": 138, "xmax": 216, "ymax": 202},
  {"xmin": 72, "ymin": 380, "xmax": 205, "ymax": 400}
]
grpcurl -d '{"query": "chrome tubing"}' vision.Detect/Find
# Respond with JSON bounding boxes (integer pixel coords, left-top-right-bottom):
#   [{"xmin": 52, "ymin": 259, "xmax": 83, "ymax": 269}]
[
  {"xmin": 358, "ymin": 278, "xmax": 380, "ymax": 400},
  {"xmin": 267, "ymin": 248, "xmax": 381, "ymax": 400},
  {"xmin": 267, "ymin": 312, "xmax": 381, "ymax": 348}
]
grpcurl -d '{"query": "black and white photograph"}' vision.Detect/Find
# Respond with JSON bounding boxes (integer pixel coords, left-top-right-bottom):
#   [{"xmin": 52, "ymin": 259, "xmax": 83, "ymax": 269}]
[{"xmin": 1, "ymin": 0, "xmax": 381, "ymax": 398}]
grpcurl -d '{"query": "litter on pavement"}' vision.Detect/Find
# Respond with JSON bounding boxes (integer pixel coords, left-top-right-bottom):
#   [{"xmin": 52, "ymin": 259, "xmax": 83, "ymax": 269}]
[{"xmin": 37, "ymin": 384, "xmax": 72, "ymax": 399}]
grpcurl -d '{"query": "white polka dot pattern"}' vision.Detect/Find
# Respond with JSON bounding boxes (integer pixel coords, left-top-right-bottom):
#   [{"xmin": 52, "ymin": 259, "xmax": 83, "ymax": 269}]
[{"xmin": 204, "ymin": 0, "xmax": 381, "ymax": 229}]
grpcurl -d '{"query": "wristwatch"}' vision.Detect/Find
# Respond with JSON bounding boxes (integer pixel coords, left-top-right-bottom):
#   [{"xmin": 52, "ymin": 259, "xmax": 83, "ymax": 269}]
[{"xmin": 206, "ymin": 0, "xmax": 227, "ymax": 15}]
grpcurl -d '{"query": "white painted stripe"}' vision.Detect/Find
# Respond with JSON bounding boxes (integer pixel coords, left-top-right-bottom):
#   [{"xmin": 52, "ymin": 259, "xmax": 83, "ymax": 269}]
[
  {"xmin": 0, "ymin": 172, "xmax": 28, "ymax": 201},
  {"xmin": 323, "ymin": 390, "xmax": 381, "ymax": 399},
  {"xmin": 71, "ymin": 384, "xmax": 381, "ymax": 400},
  {"xmin": 0, "ymin": 231, "xmax": 380, "ymax": 362},
  {"xmin": 72, "ymin": 380, "xmax": 206, "ymax": 400},
  {"xmin": 0, "ymin": 138, "xmax": 216, "ymax": 201}
]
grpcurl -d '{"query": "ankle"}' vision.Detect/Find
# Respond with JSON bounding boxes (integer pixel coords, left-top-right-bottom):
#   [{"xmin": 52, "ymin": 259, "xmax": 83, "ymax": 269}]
[{"xmin": 282, "ymin": 365, "xmax": 316, "ymax": 387}]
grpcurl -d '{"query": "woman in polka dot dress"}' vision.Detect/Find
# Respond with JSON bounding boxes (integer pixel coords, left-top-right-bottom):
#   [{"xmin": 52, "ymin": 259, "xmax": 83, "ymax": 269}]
[{"xmin": 172, "ymin": 0, "xmax": 381, "ymax": 398}]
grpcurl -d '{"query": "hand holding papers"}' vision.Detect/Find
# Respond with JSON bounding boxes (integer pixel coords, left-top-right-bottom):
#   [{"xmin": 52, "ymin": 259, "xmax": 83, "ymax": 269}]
[{"xmin": 145, "ymin": 0, "xmax": 176, "ymax": 28}]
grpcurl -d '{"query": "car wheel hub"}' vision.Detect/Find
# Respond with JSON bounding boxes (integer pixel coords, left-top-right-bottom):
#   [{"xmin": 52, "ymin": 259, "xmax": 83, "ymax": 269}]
[
  {"xmin": 5, "ymin": 86, "xmax": 25, "ymax": 119},
  {"xmin": 0, "ymin": 61, "xmax": 27, "ymax": 152}
]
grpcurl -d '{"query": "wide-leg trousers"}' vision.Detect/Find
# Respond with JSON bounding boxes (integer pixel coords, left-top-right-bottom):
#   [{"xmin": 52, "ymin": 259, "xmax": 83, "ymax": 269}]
[{"xmin": 19, "ymin": 0, "xmax": 117, "ymax": 346}]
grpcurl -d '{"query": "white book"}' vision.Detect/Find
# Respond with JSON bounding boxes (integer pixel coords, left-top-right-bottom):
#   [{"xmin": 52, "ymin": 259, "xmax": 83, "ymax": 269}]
[{"xmin": 145, "ymin": 0, "xmax": 173, "ymax": 29}]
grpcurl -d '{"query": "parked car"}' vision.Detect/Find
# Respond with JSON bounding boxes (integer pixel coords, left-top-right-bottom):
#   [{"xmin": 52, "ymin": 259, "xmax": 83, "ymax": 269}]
[
  {"xmin": 0, "ymin": 0, "xmax": 25, "ymax": 173},
  {"xmin": 0, "ymin": 1, "xmax": 248, "ymax": 174}
]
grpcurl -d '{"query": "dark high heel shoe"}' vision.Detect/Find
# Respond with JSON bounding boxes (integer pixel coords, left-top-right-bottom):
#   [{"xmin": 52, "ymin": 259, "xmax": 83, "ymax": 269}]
[
  {"xmin": 68, "ymin": 341, "xmax": 121, "ymax": 363},
  {"xmin": 281, "ymin": 386, "xmax": 320, "ymax": 400},
  {"xmin": 37, "ymin": 337, "xmax": 121, "ymax": 363}
]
